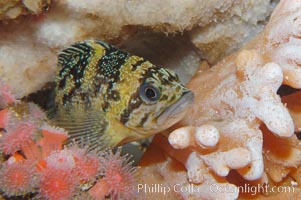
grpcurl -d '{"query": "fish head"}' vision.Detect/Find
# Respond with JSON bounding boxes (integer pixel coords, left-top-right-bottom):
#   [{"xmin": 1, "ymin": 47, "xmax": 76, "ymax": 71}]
[{"xmin": 121, "ymin": 66, "xmax": 194, "ymax": 136}]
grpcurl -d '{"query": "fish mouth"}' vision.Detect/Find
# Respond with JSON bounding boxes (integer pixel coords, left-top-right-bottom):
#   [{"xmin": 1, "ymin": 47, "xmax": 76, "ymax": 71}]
[{"xmin": 157, "ymin": 90, "xmax": 194, "ymax": 126}]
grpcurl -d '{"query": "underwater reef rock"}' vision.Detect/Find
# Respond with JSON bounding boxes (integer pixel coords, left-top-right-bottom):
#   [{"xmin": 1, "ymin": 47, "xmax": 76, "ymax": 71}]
[
  {"xmin": 0, "ymin": 0, "xmax": 50, "ymax": 21},
  {"xmin": 190, "ymin": 0, "xmax": 278, "ymax": 64},
  {"xmin": 138, "ymin": 0, "xmax": 301, "ymax": 199},
  {"xmin": 0, "ymin": 0, "xmax": 276, "ymax": 98},
  {"xmin": 0, "ymin": 42, "xmax": 57, "ymax": 99}
]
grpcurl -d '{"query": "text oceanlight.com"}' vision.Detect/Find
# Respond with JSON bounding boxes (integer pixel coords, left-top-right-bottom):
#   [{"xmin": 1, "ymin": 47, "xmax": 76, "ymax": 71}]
[{"xmin": 137, "ymin": 183, "xmax": 296, "ymax": 196}]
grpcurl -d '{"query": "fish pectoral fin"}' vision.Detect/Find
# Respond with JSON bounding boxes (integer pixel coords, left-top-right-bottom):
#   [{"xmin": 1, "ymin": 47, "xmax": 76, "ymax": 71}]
[{"xmin": 49, "ymin": 106, "xmax": 115, "ymax": 150}]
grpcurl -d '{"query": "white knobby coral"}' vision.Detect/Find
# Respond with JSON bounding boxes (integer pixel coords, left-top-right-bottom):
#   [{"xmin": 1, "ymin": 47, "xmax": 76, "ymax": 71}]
[{"xmin": 159, "ymin": 1, "xmax": 301, "ymax": 199}]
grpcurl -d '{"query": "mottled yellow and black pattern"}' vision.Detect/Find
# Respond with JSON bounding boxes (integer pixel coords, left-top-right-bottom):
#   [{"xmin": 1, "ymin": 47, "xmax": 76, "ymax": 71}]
[{"xmin": 54, "ymin": 39, "xmax": 194, "ymax": 149}]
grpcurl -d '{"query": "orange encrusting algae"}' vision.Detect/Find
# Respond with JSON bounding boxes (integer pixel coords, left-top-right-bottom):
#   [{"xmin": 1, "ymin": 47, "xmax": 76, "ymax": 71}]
[
  {"xmin": 0, "ymin": 109, "xmax": 9, "ymax": 128},
  {"xmin": 38, "ymin": 124, "xmax": 68, "ymax": 157},
  {"xmin": 89, "ymin": 178, "xmax": 111, "ymax": 198}
]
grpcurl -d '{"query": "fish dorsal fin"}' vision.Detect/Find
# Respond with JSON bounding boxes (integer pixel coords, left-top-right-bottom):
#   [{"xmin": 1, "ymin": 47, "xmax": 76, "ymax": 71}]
[{"xmin": 49, "ymin": 104, "xmax": 115, "ymax": 151}]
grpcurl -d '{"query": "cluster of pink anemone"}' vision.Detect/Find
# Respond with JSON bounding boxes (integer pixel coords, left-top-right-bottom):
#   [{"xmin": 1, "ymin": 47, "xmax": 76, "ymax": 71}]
[{"xmin": 0, "ymin": 81, "xmax": 137, "ymax": 200}]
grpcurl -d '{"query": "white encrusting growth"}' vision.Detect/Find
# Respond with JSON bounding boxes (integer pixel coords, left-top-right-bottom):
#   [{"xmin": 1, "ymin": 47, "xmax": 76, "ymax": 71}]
[
  {"xmin": 168, "ymin": 127, "xmax": 192, "ymax": 149},
  {"xmin": 169, "ymin": 125, "xmax": 219, "ymax": 149},
  {"xmin": 202, "ymin": 148, "xmax": 251, "ymax": 177},
  {"xmin": 195, "ymin": 125, "xmax": 219, "ymax": 147},
  {"xmin": 167, "ymin": 19, "xmax": 301, "ymax": 196}
]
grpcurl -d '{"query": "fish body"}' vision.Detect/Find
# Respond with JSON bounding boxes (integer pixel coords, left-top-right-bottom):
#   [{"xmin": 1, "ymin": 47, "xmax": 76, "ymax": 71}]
[{"xmin": 54, "ymin": 39, "xmax": 194, "ymax": 149}]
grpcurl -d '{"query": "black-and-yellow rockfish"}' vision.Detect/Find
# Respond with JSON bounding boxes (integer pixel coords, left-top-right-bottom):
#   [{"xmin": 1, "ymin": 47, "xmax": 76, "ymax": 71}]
[{"xmin": 54, "ymin": 39, "xmax": 194, "ymax": 149}]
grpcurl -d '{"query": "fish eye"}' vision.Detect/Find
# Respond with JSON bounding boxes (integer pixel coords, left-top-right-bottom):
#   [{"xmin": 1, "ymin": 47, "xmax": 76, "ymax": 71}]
[{"xmin": 140, "ymin": 83, "xmax": 160, "ymax": 103}]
